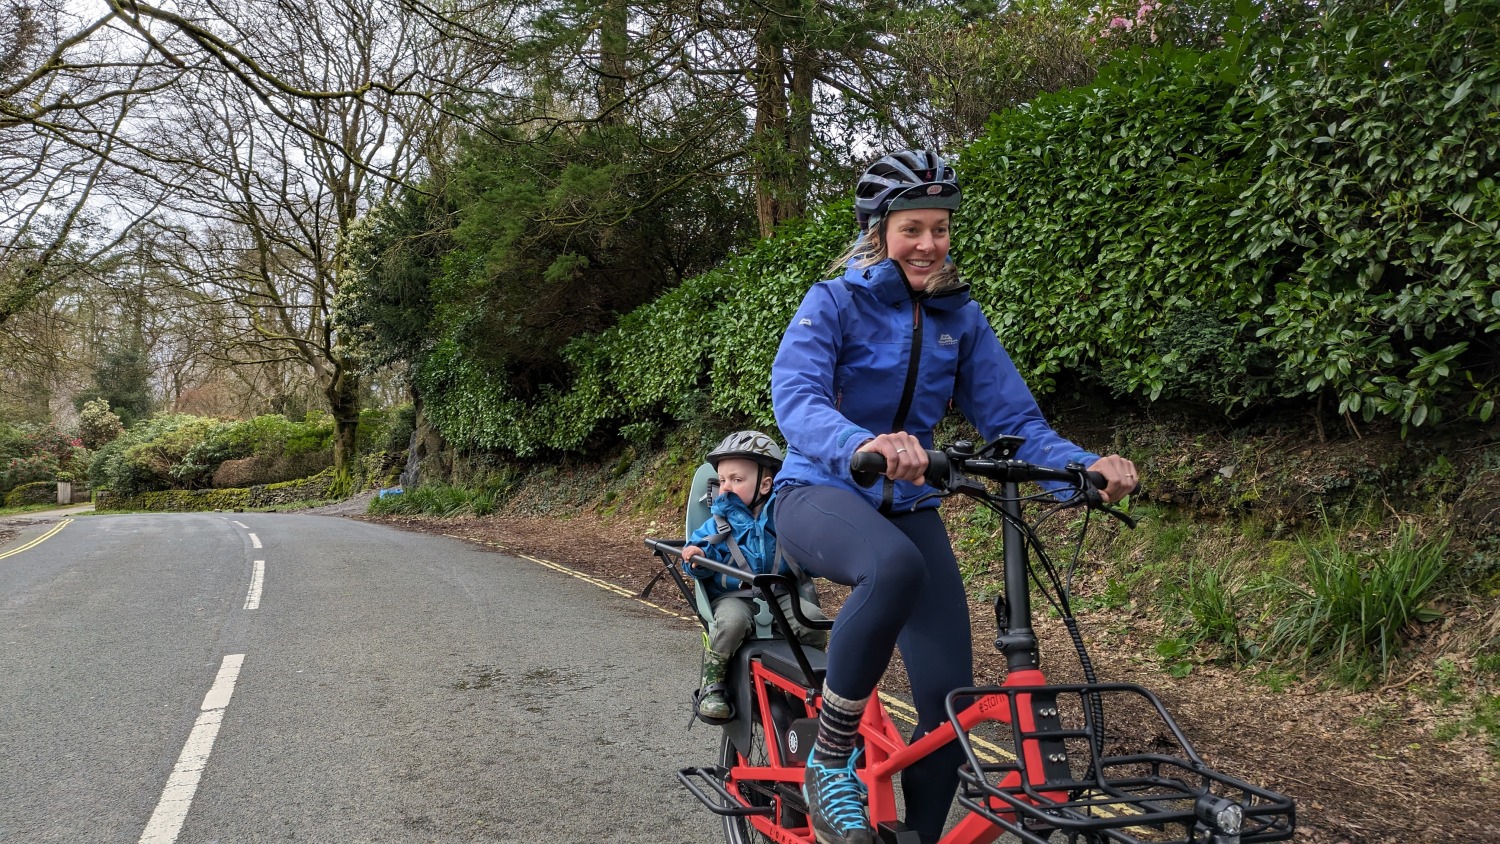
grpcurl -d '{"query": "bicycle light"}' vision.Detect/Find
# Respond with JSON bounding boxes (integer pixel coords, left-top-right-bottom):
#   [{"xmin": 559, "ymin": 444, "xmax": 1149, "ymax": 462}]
[{"xmin": 1195, "ymin": 794, "xmax": 1243, "ymax": 843}]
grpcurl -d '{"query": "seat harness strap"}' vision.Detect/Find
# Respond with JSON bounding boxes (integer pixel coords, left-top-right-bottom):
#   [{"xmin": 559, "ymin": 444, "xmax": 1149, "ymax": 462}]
[
  {"xmin": 707, "ymin": 513, "xmax": 808, "ymax": 595},
  {"xmin": 705, "ymin": 514, "xmax": 754, "ymax": 599}
]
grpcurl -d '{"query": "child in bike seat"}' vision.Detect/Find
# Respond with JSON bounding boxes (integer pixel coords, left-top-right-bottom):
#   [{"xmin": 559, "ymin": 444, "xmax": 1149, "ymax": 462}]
[{"xmin": 682, "ymin": 430, "xmax": 829, "ymax": 722}]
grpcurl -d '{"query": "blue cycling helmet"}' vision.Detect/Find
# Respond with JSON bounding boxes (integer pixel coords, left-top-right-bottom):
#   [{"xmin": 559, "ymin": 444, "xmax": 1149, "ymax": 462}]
[{"xmin": 854, "ymin": 149, "xmax": 961, "ymax": 231}]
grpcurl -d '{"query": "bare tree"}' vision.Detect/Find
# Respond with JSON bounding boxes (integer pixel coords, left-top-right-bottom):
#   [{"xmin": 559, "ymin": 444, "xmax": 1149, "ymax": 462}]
[
  {"xmin": 0, "ymin": 2, "xmax": 186, "ymax": 327},
  {"xmin": 123, "ymin": 0, "xmax": 496, "ymax": 488}
]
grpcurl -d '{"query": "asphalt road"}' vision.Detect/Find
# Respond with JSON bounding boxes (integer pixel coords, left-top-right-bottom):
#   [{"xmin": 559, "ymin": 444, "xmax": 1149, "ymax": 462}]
[{"xmin": 0, "ymin": 512, "xmax": 720, "ymax": 843}]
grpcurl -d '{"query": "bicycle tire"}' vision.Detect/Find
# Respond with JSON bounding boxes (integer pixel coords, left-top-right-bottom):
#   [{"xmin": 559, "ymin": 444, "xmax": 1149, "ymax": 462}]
[{"xmin": 718, "ymin": 715, "xmax": 778, "ymax": 844}]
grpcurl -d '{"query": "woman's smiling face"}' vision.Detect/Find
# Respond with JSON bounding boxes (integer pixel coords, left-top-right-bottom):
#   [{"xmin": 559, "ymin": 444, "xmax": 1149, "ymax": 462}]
[{"xmin": 884, "ymin": 208, "xmax": 951, "ymax": 291}]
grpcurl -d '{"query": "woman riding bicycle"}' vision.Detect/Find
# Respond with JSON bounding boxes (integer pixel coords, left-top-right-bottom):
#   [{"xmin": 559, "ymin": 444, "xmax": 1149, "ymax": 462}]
[{"xmin": 770, "ymin": 148, "xmax": 1137, "ymax": 844}]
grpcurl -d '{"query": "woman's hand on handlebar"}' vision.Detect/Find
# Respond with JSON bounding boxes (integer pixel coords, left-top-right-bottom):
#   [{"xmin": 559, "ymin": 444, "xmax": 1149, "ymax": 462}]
[
  {"xmin": 857, "ymin": 433, "xmax": 928, "ymax": 486},
  {"xmin": 1087, "ymin": 455, "xmax": 1138, "ymax": 504}
]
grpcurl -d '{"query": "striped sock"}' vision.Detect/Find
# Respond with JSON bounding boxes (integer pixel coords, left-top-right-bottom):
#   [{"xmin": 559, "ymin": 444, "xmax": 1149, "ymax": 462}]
[{"xmin": 812, "ymin": 685, "xmax": 868, "ymax": 765}]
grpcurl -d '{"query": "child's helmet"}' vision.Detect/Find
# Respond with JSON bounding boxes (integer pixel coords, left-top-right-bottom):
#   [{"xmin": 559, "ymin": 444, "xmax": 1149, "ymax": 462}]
[
  {"xmin": 855, "ymin": 148, "xmax": 961, "ymax": 231},
  {"xmin": 707, "ymin": 431, "xmax": 784, "ymax": 472}
]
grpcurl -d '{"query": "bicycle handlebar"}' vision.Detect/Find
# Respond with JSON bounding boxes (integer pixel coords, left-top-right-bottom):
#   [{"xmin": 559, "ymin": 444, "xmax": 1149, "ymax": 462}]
[
  {"xmin": 642, "ymin": 538, "xmax": 834, "ymax": 632},
  {"xmin": 648, "ymin": 541, "xmax": 753, "ymax": 585},
  {"xmin": 849, "ymin": 448, "xmax": 1108, "ymax": 492}
]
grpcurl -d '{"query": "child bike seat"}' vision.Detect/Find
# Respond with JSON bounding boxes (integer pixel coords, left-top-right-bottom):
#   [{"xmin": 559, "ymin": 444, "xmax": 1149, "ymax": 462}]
[{"xmin": 684, "ymin": 462, "xmax": 819, "ymax": 640}]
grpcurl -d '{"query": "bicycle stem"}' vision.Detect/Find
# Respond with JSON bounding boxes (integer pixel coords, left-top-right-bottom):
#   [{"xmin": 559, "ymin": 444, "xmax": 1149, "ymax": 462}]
[{"xmin": 996, "ymin": 476, "xmax": 1041, "ymax": 672}]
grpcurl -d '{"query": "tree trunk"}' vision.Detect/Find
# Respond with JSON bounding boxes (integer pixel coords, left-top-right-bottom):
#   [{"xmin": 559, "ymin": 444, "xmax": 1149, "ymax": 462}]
[
  {"xmin": 597, "ymin": 0, "xmax": 629, "ymax": 123},
  {"xmin": 327, "ymin": 364, "xmax": 361, "ymax": 496},
  {"xmin": 788, "ymin": 44, "xmax": 815, "ymax": 209},
  {"xmin": 752, "ymin": 2, "xmax": 810, "ymax": 238},
  {"xmin": 753, "ymin": 11, "xmax": 791, "ymax": 237}
]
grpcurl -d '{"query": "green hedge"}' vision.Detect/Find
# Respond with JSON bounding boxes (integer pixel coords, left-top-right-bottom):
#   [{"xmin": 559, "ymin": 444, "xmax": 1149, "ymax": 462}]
[
  {"xmin": 1245, "ymin": 0, "xmax": 1500, "ymax": 428},
  {"xmin": 417, "ymin": 0, "xmax": 1499, "ymax": 455},
  {"xmin": 950, "ymin": 0, "xmax": 1497, "ymax": 426},
  {"xmin": 416, "ymin": 210, "xmax": 850, "ymax": 453},
  {"xmin": 961, "ymin": 44, "xmax": 1273, "ymax": 406}
]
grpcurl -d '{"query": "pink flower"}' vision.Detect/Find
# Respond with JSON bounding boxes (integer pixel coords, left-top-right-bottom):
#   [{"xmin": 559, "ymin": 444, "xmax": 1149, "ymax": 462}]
[{"xmin": 1109, "ymin": 15, "xmax": 1132, "ymax": 29}]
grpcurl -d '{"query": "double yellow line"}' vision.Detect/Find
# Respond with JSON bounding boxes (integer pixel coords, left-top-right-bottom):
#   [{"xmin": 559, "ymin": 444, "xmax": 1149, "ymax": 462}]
[{"xmin": 0, "ymin": 518, "xmax": 72, "ymax": 560}]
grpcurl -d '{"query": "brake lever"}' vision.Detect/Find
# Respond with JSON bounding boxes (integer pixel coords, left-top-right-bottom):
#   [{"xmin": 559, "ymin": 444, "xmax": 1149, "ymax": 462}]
[{"xmin": 1071, "ymin": 465, "xmax": 1138, "ymax": 529}]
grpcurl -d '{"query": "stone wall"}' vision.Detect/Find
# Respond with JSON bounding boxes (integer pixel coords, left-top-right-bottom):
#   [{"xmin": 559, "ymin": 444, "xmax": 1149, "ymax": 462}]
[
  {"xmin": 95, "ymin": 470, "xmax": 336, "ymax": 512},
  {"xmin": 4, "ymin": 481, "xmax": 57, "ymax": 508}
]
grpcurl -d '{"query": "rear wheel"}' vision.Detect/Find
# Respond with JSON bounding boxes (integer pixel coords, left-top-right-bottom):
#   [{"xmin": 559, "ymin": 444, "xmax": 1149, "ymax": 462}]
[
  {"xmin": 719, "ymin": 721, "xmax": 775, "ymax": 843},
  {"xmin": 720, "ymin": 687, "xmax": 802, "ymax": 844}
]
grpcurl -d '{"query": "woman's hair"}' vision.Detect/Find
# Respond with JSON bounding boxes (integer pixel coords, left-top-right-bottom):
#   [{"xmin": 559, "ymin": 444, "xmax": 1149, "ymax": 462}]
[{"xmin": 826, "ymin": 215, "xmax": 961, "ymax": 292}]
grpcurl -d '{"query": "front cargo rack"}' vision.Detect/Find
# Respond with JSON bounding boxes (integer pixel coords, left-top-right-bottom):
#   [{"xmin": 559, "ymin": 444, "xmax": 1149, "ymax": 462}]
[{"xmin": 945, "ymin": 683, "xmax": 1295, "ymax": 844}]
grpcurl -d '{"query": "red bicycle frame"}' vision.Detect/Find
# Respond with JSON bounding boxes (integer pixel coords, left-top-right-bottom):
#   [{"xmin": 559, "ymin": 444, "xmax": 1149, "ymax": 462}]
[{"xmin": 721, "ymin": 659, "xmax": 1064, "ymax": 844}]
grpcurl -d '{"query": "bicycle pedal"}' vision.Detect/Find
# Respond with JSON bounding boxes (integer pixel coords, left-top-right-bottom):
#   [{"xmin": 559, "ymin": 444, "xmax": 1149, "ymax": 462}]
[{"xmin": 875, "ymin": 820, "xmax": 921, "ymax": 844}]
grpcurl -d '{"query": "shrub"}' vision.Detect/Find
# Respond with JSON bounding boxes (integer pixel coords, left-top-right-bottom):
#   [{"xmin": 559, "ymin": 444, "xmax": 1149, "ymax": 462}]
[
  {"xmin": 417, "ymin": 207, "xmax": 850, "ymax": 453},
  {"xmin": 77, "ymin": 400, "xmax": 124, "ymax": 450},
  {"xmin": 89, "ymin": 414, "xmax": 219, "ymax": 495},
  {"xmin": 2, "ymin": 452, "xmax": 61, "ymax": 497},
  {"xmin": 412, "ymin": 0, "xmax": 1497, "ymax": 455},
  {"xmin": 0, "ymin": 423, "xmax": 81, "ymax": 496},
  {"xmin": 170, "ymin": 414, "xmax": 335, "ymax": 490}
]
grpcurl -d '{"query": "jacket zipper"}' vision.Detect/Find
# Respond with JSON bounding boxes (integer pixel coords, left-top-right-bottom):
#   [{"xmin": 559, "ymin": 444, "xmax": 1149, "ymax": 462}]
[{"xmin": 882, "ymin": 298, "xmax": 923, "ymax": 513}]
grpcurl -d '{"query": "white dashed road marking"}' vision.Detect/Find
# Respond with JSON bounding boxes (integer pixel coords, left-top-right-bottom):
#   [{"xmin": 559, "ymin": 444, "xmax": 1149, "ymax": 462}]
[
  {"xmin": 248, "ymin": 533, "xmax": 262, "ymax": 549},
  {"xmin": 244, "ymin": 561, "xmax": 264, "ymax": 610},
  {"xmin": 138, "ymin": 654, "xmax": 245, "ymax": 844}
]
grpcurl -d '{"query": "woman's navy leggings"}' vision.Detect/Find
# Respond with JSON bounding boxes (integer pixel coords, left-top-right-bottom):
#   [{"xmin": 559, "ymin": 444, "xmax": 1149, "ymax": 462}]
[{"xmin": 775, "ymin": 484, "xmax": 973, "ymax": 843}]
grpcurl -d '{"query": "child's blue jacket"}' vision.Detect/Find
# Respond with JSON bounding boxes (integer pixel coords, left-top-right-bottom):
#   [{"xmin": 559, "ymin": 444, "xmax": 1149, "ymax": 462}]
[
  {"xmin": 683, "ymin": 491, "xmax": 785, "ymax": 601},
  {"xmin": 771, "ymin": 258, "xmax": 1099, "ymax": 511}
]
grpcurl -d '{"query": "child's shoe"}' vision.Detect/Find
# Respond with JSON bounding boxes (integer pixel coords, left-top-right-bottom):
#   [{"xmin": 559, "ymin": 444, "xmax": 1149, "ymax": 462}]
[
  {"xmin": 698, "ymin": 688, "xmax": 732, "ymax": 721},
  {"xmin": 695, "ymin": 648, "xmax": 733, "ymax": 723}
]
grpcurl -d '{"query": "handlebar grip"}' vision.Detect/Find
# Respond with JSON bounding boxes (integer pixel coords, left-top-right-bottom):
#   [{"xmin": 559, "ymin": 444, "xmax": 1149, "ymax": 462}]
[
  {"xmin": 851, "ymin": 449, "xmax": 950, "ymax": 489},
  {"xmin": 850, "ymin": 451, "xmax": 886, "ymax": 487},
  {"xmin": 1083, "ymin": 470, "xmax": 1141, "ymax": 497}
]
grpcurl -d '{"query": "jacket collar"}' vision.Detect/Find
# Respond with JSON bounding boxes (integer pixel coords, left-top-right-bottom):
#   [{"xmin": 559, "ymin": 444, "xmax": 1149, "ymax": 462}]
[{"xmin": 845, "ymin": 258, "xmax": 971, "ymax": 311}]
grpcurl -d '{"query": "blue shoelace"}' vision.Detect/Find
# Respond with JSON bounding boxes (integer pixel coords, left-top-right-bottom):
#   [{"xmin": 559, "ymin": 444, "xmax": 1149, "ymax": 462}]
[{"xmin": 807, "ymin": 747, "xmax": 868, "ymax": 833}]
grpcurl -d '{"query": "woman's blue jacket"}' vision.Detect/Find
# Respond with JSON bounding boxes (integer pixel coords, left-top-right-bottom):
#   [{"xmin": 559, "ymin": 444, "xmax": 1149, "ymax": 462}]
[
  {"xmin": 683, "ymin": 491, "xmax": 784, "ymax": 601},
  {"xmin": 770, "ymin": 258, "xmax": 1098, "ymax": 512}
]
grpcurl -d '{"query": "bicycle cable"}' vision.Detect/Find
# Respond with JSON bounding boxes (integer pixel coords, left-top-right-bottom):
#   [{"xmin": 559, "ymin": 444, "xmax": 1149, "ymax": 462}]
[{"xmin": 981, "ymin": 488, "xmax": 1109, "ymax": 766}]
